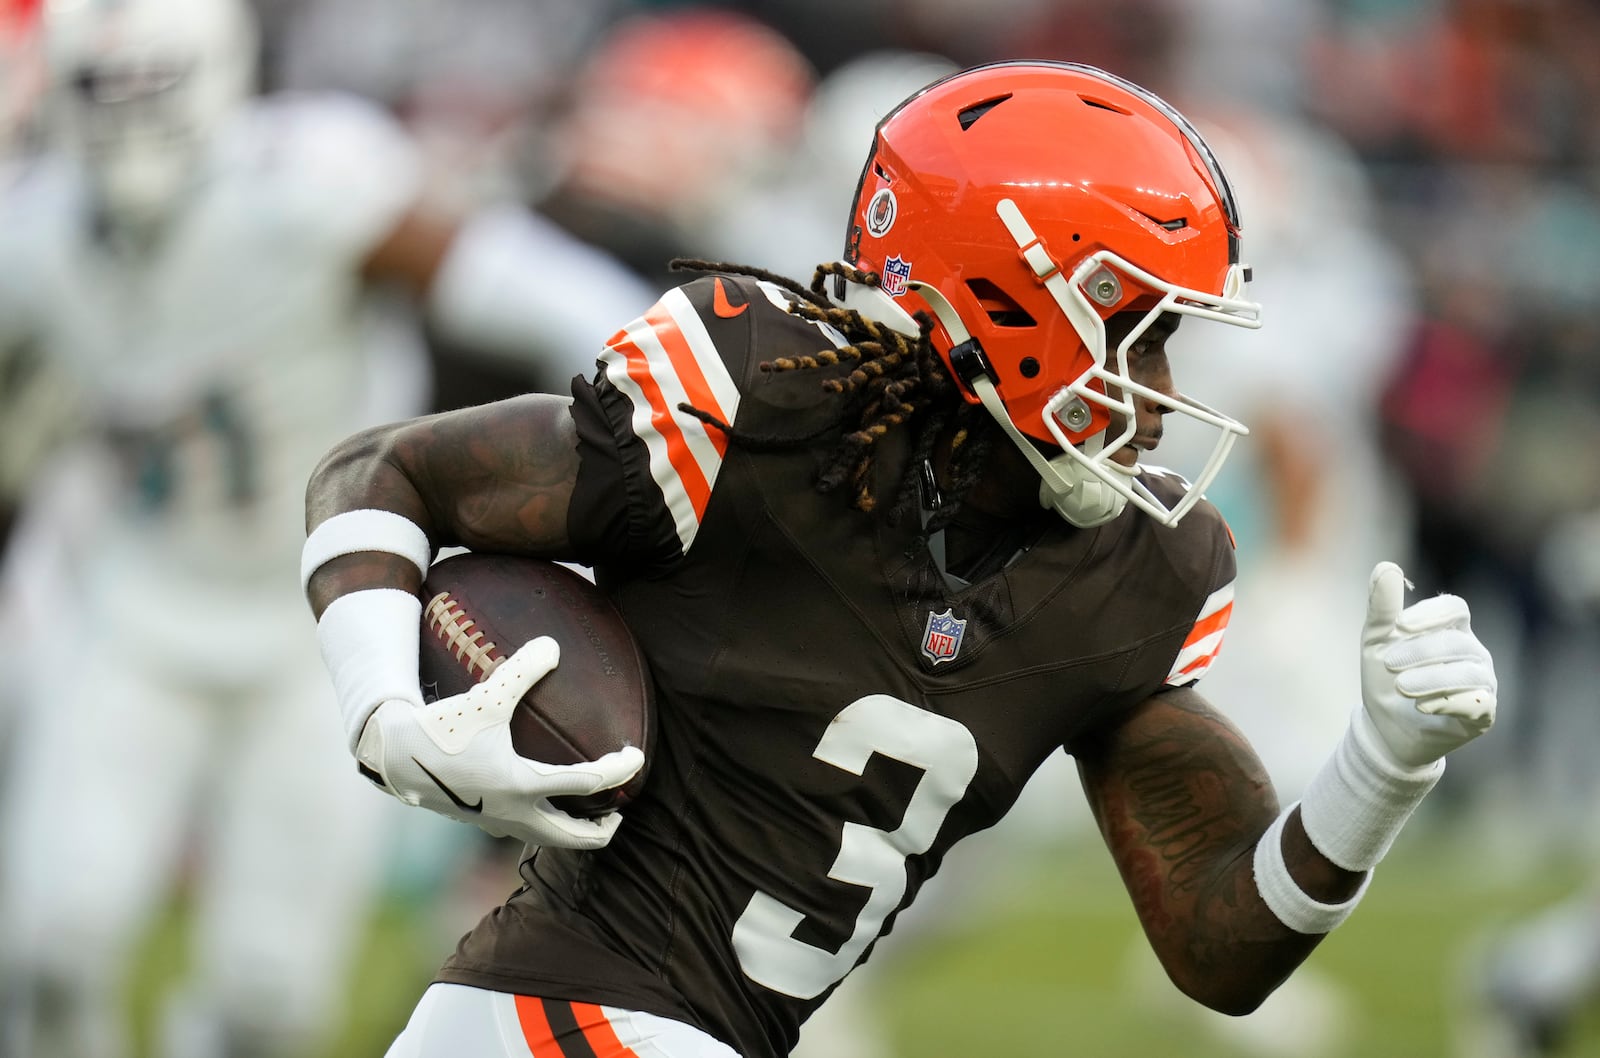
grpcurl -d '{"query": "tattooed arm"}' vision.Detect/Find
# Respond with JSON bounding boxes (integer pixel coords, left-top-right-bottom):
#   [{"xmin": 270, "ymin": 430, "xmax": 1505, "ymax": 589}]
[
  {"xmin": 304, "ymin": 393, "xmax": 580, "ymax": 617},
  {"xmin": 301, "ymin": 393, "xmax": 641, "ymax": 848},
  {"xmin": 1075, "ymin": 686, "xmax": 1364, "ymax": 1014}
]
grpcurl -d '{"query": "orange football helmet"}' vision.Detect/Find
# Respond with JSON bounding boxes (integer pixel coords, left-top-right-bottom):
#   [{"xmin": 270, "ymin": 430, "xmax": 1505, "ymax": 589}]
[
  {"xmin": 838, "ymin": 61, "xmax": 1262, "ymax": 527},
  {"xmin": 559, "ymin": 8, "xmax": 814, "ymax": 230}
]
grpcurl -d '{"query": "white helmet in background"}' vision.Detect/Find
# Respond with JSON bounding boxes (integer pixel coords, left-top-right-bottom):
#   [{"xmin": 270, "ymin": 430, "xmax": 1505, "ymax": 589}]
[
  {"xmin": 801, "ymin": 50, "xmax": 960, "ymax": 215},
  {"xmin": 41, "ymin": 0, "xmax": 258, "ymax": 226}
]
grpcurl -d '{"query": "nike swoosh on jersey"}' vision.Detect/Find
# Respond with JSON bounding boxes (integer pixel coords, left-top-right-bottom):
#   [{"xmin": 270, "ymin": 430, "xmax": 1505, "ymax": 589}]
[
  {"xmin": 600, "ymin": 285, "xmax": 741, "ymax": 554},
  {"xmin": 711, "ymin": 277, "xmax": 748, "ymax": 318},
  {"xmin": 1165, "ymin": 580, "xmax": 1234, "ymax": 685},
  {"xmin": 413, "ymin": 758, "xmax": 484, "ymax": 813}
]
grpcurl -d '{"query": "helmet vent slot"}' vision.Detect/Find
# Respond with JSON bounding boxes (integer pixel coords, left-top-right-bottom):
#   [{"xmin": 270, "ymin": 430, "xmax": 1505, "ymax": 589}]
[
  {"xmin": 1138, "ymin": 212, "xmax": 1188, "ymax": 231},
  {"xmin": 1078, "ymin": 95, "xmax": 1132, "ymax": 115},
  {"xmin": 957, "ymin": 95, "xmax": 1011, "ymax": 131},
  {"xmin": 966, "ymin": 279, "xmax": 1035, "ymax": 327}
]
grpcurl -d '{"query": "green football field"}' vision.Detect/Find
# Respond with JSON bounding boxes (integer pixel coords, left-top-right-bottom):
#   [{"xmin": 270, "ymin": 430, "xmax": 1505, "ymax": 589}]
[
  {"xmin": 868, "ymin": 831, "xmax": 1600, "ymax": 1058},
  {"xmin": 128, "ymin": 819, "xmax": 1600, "ymax": 1058}
]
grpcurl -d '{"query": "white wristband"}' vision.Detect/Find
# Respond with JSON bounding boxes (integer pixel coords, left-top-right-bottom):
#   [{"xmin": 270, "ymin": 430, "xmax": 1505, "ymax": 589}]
[
  {"xmin": 301, "ymin": 509, "xmax": 433, "ymax": 592},
  {"xmin": 1252, "ymin": 806, "xmax": 1372, "ymax": 934},
  {"xmin": 316, "ymin": 588, "xmax": 425, "ymax": 753},
  {"xmin": 1299, "ymin": 707, "xmax": 1444, "ymax": 872}
]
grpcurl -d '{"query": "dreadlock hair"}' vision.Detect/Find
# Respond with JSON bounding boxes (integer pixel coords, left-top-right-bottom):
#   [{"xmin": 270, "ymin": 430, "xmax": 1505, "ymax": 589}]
[{"xmin": 668, "ymin": 258, "xmax": 998, "ymax": 532}]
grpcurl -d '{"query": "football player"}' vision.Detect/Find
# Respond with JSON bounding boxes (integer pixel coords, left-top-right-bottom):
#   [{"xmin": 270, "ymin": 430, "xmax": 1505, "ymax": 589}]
[
  {"xmin": 302, "ymin": 62, "xmax": 1497, "ymax": 1058},
  {"xmin": 532, "ymin": 7, "xmax": 817, "ymax": 292},
  {"xmin": 0, "ymin": 0, "xmax": 652, "ymax": 1055}
]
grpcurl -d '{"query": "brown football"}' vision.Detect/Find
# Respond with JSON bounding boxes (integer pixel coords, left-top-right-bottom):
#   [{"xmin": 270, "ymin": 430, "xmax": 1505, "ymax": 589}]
[{"xmin": 417, "ymin": 552, "xmax": 653, "ymax": 819}]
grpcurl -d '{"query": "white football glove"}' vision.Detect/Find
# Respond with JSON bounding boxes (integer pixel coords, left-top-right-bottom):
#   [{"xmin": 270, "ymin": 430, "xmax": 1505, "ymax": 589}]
[
  {"xmin": 355, "ymin": 636, "xmax": 645, "ymax": 849},
  {"xmin": 1359, "ymin": 561, "xmax": 1497, "ymax": 769}
]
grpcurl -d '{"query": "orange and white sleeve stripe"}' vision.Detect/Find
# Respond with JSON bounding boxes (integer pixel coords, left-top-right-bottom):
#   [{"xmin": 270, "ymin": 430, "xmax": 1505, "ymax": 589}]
[
  {"xmin": 598, "ymin": 286, "xmax": 742, "ymax": 556},
  {"xmin": 1165, "ymin": 580, "xmax": 1234, "ymax": 686}
]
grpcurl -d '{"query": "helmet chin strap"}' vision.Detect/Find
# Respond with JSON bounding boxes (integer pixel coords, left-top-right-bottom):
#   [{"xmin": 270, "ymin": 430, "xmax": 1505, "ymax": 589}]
[
  {"xmin": 972, "ymin": 375, "xmax": 1130, "ymax": 528},
  {"xmin": 905, "ymin": 279, "xmax": 1130, "ymax": 529},
  {"xmin": 826, "ymin": 266, "xmax": 925, "ymax": 337},
  {"xmin": 1038, "ymin": 448, "xmax": 1132, "ymax": 528}
]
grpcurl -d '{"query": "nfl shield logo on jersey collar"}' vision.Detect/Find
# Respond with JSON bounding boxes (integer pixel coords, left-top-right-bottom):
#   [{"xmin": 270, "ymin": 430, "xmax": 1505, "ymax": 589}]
[{"xmin": 921, "ymin": 608, "xmax": 967, "ymax": 665}]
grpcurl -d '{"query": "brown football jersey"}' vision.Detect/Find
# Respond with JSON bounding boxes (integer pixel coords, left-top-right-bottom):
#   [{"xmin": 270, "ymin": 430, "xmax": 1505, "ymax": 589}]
[{"xmin": 436, "ymin": 274, "xmax": 1237, "ymax": 1058}]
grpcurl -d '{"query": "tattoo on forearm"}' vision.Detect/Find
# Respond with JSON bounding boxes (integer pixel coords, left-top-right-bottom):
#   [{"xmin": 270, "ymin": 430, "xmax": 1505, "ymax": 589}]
[
  {"xmin": 1123, "ymin": 749, "xmax": 1246, "ymax": 894},
  {"xmin": 1092, "ymin": 691, "xmax": 1277, "ymax": 943},
  {"xmin": 1084, "ymin": 690, "xmax": 1330, "ymax": 996}
]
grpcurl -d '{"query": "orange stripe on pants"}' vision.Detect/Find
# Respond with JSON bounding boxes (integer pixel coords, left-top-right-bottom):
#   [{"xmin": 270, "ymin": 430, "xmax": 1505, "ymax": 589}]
[
  {"xmin": 513, "ymin": 995, "xmax": 563, "ymax": 1058},
  {"xmin": 573, "ymin": 1001, "xmax": 643, "ymax": 1058}
]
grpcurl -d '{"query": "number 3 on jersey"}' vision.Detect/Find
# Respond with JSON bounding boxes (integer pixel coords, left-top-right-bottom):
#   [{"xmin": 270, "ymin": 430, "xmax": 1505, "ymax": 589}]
[{"xmin": 731, "ymin": 695, "xmax": 978, "ymax": 999}]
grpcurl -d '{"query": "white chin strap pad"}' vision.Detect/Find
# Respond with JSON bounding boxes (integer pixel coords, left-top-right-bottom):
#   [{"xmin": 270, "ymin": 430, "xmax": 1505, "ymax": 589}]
[
  {"xmin": 1039, "ymin": 455, "xmax": 1128, "ymax": 528},
  {"xmin": 901, "ymin": 277, "xmax": 1131, "ymax": 531}
]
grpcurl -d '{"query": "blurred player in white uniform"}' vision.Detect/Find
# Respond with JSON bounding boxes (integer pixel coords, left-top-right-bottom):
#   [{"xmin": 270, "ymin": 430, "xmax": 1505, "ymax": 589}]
[
  {"xmin": 0, "ymin": 1, "xmax": 653, "ymax": 1056},
  {"xmin": 1172, "ymin": 106, "xmax": 1417, "ymax": 801},
  {"xmin": 1121, "ymin": 105, "xmax": 1417, "ymax": 1058},
  {"xmin": 1460, "ymin": 514, "xmax": 1600, "ymax": 1058}
]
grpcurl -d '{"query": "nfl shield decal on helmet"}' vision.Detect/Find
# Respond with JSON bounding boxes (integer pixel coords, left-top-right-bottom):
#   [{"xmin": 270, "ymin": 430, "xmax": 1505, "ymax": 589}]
[
  {"xmin": 921, "ymin": 608, "xmax": 966, "ymax": 665},
  {"xmin": 882, "ymin": 255, "xmax": 911, "ymax": 297}
]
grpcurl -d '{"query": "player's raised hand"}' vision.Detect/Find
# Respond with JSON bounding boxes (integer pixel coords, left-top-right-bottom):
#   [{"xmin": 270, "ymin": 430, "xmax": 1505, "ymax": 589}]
[
  {"xmin": 1359, "ymin": 561, "xmax": 1497, "ymax": 769},
  {"xmin": 356, "ymin": 638, "xmax": 644, "ymax": 849}
]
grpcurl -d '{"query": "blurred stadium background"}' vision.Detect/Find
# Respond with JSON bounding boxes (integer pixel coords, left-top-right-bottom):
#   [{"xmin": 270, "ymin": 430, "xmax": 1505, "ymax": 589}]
[{"xmin": 6, "ymin": 0, "xmax": 1600, "ymax": 1056}]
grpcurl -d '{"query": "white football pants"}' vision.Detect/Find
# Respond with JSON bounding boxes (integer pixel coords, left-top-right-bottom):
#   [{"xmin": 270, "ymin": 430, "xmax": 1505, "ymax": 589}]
[{"xmin": 387, "ymin": 983, "xmax": 744, "ymax": 1058}]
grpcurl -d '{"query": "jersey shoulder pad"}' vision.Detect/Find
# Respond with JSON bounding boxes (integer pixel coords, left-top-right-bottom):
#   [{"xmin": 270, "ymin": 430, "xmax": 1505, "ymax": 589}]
[
  {"xmin": 736, "ymin": 276, "xmax": 859, "ymax": 431},
  {"xmin": 218, "ymin": 91, "xmax": 423, "ymax": 257},
  {"xmin": 1144, "ymin": 468, "xmax": 1235, "ymax": 585},
  {"xmin": 1137, "ymin": 471, "xmax": 1236, "ymax": 687},
  {"xmin": 586, "ymin": 273, "xmax": 851, "ymax": 558},
  {"xmin": 596, "ymin": 272, "xmax": 851, "ymax": 433}
]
